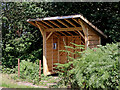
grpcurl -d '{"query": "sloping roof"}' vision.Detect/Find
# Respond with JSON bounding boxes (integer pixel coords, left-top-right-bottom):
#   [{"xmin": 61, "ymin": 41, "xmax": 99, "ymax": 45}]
[{"xmin": 27, "ymin": 14, "xmax": 107, "ymax": 38}]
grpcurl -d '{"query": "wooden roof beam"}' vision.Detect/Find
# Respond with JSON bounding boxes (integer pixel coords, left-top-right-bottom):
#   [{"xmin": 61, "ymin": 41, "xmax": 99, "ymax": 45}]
[
  {"xmin": 74, "ymin": 31, "xmax": 79, "ymax": 35},
  {"xmin": 45, "ymin": 27, "xmax": 82, "ymax": 32},
  {"xmin": 72, "ymin": 18, "xmax": 81, "ymax": 26},
  {"xmin": 37, "ymin": 21, "xmax": 49, "ymax": 29},
  {"xmin": 66, "ymin": 31, "xmax": 73, "ymax": 36},
  {"xmin": 57, "ymin": 19, "xmax": 69, "ymax": 28},
  {"xmin": 64, "ymin": 19, "xmax": 77, "ymax": 27},
  {"xmin": 54, "ymin": 32, "xmax": 61, "ymax": 36},
  {"xmin": 28, "ymin": 21, "xmax": 38, "ymax": 28},
  {"xmin": 49, "ymin": 20, "xmax": 62, "ymax": 28},
  {"xmin": 41, "ymin": 21, "xmax": 55, "ymax": 28},
  {"xmin": 77, "ymin": 30, "xmax": 85, "ymax": 39},
  {"xmin": 59, "ymin": 31, "xmax": 67, "ymax": 36}
]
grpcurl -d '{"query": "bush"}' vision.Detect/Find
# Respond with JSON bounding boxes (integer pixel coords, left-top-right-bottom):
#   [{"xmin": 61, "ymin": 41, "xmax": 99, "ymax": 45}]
[
  {"xmin": 75, "ymin": 43, "xmax": 119, "ymax": 89},
  {"xmin": 15, "ymin": 60, "xmax": 43, "ymax": 84},
  {"xmin": 55, "ymin": 43, "xmax": 119, "ymax": 89}
]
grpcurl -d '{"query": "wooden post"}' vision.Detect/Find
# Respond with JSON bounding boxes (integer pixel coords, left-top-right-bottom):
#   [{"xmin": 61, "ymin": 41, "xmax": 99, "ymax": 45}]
[
  {"xmin": 43, "ymin": 31, "xmax": 49, "ymax": 76},
  {"xmin": 18, "ymin": 58, "xmax": 20, "ymax": 77},
  {"xmin": 39, "ymin": 60, "xmax": 41, "ymax": 80},
  {"xmin": 78, "ymin": 19, "xmax": 88, "ymax": 50}
]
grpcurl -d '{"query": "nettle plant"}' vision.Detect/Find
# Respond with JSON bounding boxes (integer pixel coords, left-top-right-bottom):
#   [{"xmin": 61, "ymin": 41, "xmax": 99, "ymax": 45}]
[
  {"xmin": 55, "ymin": 43, "xmax": 119, "ymax": 89},
  {"xmin": 15, "ymin": 60, "xmax": 41, "ymax": 84}
]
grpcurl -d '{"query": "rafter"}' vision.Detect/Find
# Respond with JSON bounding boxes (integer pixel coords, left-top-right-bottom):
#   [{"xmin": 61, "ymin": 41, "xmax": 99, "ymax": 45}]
[
  {"xmin": 54, "ymin": 32, "xmax": 61, "ymax": 36},
  {"xmin": 49, "ymin": 20, "xmax": 62, "ymax": 28},
  {"xmin": 53, "ymin": 34, "xmax": 59, "ymax": 38},
  {"xmin": 81, "ymin": 40, "xmax": 85, "ymax": 44},
  {"xmin": 28, "ymin": 21, "xmax": 38, "ymax": 28},
  {"xmin": 66, "ymin": 31, "xmax": 73, "ymax": 36},
  {"xmin": 41, "ymin": 21, "xmax": 54, "ymax": 28},
  {"xmin": 74, "ymin": 31, "xmax": 79, "ymax": 35},
  {"xmin": 59, "ymin": 31, "xmax": 67, "ymax": 36},
  {"xmin": 77, "ymin": 30, "xmax": 85, "ymax": 39},
  {"xmin": 64, "ymin": 19, "xmax": 77, "ymax": 27},
  {"xmin": 57, "ymin": 19, "xmax": 69, "ymax": 28},
  {"xmin": 37, "ymin": 21, "xmax": 49, "ymax": 29},
  {"xmin": 72, "ymin": 18, "xmax": 81, "ymax": 26}
]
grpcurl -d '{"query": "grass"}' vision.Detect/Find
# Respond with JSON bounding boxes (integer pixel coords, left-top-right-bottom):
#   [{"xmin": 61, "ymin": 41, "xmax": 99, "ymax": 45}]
[{"xmin": 0, "ymin": 74, "xmax": 35, "ymax": 88}]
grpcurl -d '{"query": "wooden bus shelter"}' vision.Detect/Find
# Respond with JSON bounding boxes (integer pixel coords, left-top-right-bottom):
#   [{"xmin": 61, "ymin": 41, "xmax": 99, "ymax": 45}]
[{"xmin": 27, "ymin": 14, "xmax": 107, "ymax": 76}]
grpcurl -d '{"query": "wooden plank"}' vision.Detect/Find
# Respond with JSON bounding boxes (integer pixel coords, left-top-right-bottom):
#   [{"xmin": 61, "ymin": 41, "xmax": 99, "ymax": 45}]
[
  {"xmin": 45, "ymin": 27, "xmax": 82, "ymax": 32},
  {"xmin": 88, "ymin": 45, "xmax": 98, "ymax": 49},
  {"xmin": 46, "ymin": 32, "xmax": 53, "ymax": 40},
  {"xmin": 57, "ymin": 19, "xmax": 69, "ymax": 28},
  {"xmin": 88, "ymin": 29, "xmax": 96, "ymax": 35},
  {"xmin": 74, "ymin": 31, "xmax": 79, "ymax": 35},
  {"xmin": 28, "ymin": 21, "xmax": 38, "ymax": 28},
  {"xmin": 37, "ymin": 21, "xmax": 49, "ymax": 29},
  {"xmin": 88, "ymin": 35, "xmax": 99, "ymax": 41},
  {"xmin": 78, "ymin": 19, "xmax": 88, "ymax": 49},
  {"xmin": 88, "ymin": 40, "xmax": 99, "ymax": 45},
  {"xmin": 54, "ymin": 32, "xmax": 61, "ymax": 36},
  {"xmin": 66, "ymin": 31, "xmax": 73, "ymax": 36},
  {"xmin": 41, "ymin": 20, "xmax": 54, "ymax": 28},
  {"xmin": 72, "ymin": 18, "xmax": 81, "ymax": 25},
  {"xmin": 53, "ymin": 34, "xmax": 59, "ymax": 38},
  {"xmin": 49, "ymin": 20, "xmax": 62, "ymax": 28},
  {"xmin": 77, "ymin": 30, "xmax": 85, "ymax": 39},
  {"xmin": 64, "ymin": 19, "xmax": 77, "ymax": 27},
  {"xmin": 60, "ymin": 32, "xmax": 67, "ymax": 36}
]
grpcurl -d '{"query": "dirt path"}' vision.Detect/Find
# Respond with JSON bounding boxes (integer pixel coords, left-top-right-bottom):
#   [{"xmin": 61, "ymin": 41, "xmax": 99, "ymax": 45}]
[
  {"xmin": 16, "ymin": 76, "xmax": 59, "ymax": 88},
  {"xmin": 17, "ymin": 82, "xmax": 48, "ymax": 88}
]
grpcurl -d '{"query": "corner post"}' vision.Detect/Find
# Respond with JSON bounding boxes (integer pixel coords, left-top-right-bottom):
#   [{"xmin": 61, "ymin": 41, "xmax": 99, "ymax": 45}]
[
  {"xmin": 78, "ymin": 19, "xmax": 88, "ymax": 49},
  {"xmin": 35, "ymin": 21, "xmax": 48, "ymax": 76}
]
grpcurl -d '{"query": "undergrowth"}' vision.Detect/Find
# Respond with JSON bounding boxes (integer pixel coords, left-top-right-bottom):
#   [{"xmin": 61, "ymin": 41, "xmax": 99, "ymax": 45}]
[{"xmin": 53, "ymin": 43, "xmax": 119, "ymax": 89}]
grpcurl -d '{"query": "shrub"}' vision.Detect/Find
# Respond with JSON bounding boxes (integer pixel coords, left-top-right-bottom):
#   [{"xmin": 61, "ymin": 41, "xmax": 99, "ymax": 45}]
[
  {"xmin": 15, "ymin": 60, "xmax": 43, "ymax": 84},
  {"xmin": 54, "ymin": 43, "xmax": 85, "ymax": 88},
  {"xmin": 55, "ymin": 43, "xmax": 119, "ymax": 89},
  {"xmin": 75, "ymin": 43, "xmax": 119, "ymax": 89}
]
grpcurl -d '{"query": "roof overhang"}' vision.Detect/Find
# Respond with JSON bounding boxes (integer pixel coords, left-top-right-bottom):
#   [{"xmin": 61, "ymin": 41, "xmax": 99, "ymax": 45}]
[{"xmin": 27, "ymin": 14, "xmax": 107, "ymax": 38}]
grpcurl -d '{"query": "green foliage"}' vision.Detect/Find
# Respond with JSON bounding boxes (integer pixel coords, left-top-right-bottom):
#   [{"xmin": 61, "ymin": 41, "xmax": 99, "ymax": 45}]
[
  {"xmin": 75, "ymin": 43, "xmax": 119, "ymax": 89},
  {"xmin": 54, "ymin": 43, "xmax": 85, "ymax": 88},
  {"xmin": 2, "ymin": 67, "xmax": 15, "ymax": 74},
  {"xmin": 2, "ymin": 2, "xmax": 119, "ymax": 69},
  {"xmin": 2, "ymin": 2, "xmax": 49, "ymax": 68},
  {"xmin": 15, "ymin": 60, "xmax": 41, "ymax": 84},
  {"xmin": 55, "ymin": 43, "xmax": 119, "ymax": 89}
]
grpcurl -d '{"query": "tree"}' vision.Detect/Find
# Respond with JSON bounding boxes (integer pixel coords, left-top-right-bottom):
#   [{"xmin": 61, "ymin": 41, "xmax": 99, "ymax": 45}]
[
  {"xmin": 2, "ymin": 2, "xmax": 50, "ymax": 68},
  {"xmin": 2, "ymin": 2, "xmax": 119, "ymax": 68}
]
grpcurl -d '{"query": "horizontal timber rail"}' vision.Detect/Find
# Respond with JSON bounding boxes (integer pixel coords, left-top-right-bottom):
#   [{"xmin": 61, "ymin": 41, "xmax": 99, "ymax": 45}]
[{"xmin": 45, "ymin": 27, "xmax": 82, "ymax": 32}]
